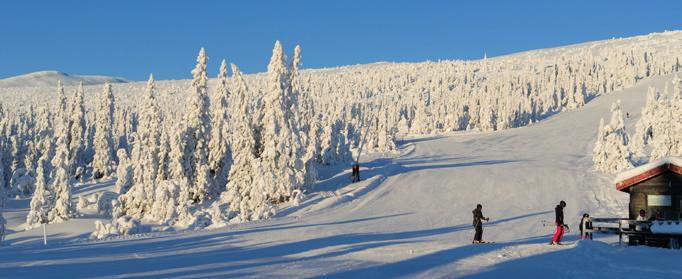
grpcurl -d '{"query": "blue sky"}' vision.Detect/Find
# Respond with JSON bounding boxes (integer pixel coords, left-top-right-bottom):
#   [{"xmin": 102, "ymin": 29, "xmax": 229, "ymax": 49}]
[{"xmin": 1, "ymin": 0, "xmax": 681, "ymax": 81}]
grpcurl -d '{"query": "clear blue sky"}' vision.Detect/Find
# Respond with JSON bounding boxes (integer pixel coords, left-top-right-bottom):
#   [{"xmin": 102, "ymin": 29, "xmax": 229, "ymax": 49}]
[{"xmin": 1, "ymin": 0, "xmax": 681, "ymax": 81}]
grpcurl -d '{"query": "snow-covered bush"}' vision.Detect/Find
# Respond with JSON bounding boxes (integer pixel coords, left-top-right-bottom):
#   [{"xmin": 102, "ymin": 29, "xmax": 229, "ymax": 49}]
[
  {"xmin": 91, "ymin": 220, "xmax": 118, "ymax": 239},
  {"xmin": 97, "ymin": 191, "xmax": 118, "ymax": 216},
  {"xmin": 90, "ymin": 215, "xmax": 150, "ymax": 239},
  {"xmin": 10, "ymin": 168, "xmax": 35, "ymax": 197}
]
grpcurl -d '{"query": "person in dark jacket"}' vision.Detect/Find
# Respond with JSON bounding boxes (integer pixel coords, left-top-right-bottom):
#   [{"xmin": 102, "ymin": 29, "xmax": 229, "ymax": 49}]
[
  {"xmin": 472, "ymin": 204, "xmax": 490, "ymax": 244},
  {"xmin": 551, "ymin": 201, "xmax": 568, "ymax": 245},
  {"xmin": 351, "ymin": 163, "xmax": 360, "ymax": 183}
]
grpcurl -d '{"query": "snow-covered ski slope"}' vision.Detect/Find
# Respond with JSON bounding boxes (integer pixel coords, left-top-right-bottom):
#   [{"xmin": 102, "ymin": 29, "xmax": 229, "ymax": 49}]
[{"xmin": 2, "ymin": 72, "xmax": 682, "ymax": 277}]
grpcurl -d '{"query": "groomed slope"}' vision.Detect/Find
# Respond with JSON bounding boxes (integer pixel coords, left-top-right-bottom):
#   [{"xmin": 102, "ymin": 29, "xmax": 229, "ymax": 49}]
[{"xmin": 1, "ymin": 72, "xmax": 680, "ymax": 278}]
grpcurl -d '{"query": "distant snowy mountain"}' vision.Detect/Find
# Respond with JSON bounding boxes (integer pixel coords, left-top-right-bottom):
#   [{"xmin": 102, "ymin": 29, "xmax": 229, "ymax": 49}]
[{"xmin": 0, "ymin": 70, "xmax": 130, "ymax": 88}]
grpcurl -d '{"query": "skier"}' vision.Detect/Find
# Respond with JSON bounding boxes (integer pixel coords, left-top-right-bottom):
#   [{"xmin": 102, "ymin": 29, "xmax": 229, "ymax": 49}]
[
  {"xmin": 351, "ymin": 163, "xmax": 360, "ymax": 183},
  {"xmin": 579, "ymin": 213, "xmax": 593, "ymax": 240},
  {"xmin": 472, "ymin": 204, "xmax": 490, "ymax": 244},
  {"xmin": 550, "ymin": 200, "xmax": 568, "ymax": 245}
]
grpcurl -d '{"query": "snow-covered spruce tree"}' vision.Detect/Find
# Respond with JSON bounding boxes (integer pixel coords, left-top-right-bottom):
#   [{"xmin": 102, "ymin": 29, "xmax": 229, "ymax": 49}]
[
  {"xmin": 217, "ymin": 64, "xmax": 265, "ymax": 222},
  {"xmin": 92, "ymin": 83, "xmax": 116, "ymax": 179},
  {"xmin": 632, "ymin": 86, "xmax": 660, "ymax": 155},
  {"xmin": 592, "ymin": 100, "xmax": 635, "ymax": 173},
  {"xmin": 259, "ymin": 41, "xmax": 305, "ymax": 204},
  {"xmin": 54, "ymin": 80, "xmax": 68, "ymax": 138},
  {"xmin": 48, "ymin": 132, "xmax": 74, "ymax": 223},
  {"xmin": 649, "ymin": 83, "xmax": 681, "ymax": 160},
  {"xmin": 156, "ymin": 128, "xmax": 171, "ymax": 183},
  {"xmin": 0, "ymin": 147, "xmax": 6, "ymax": 243},
  {"xmin": 26, "ymin": 154, "xmax": 49, "ymax": 227},
  {"xmin": 135, "ymin": 74, "xmax": 161, "ymax": 187},
  {"xmin": 68, "ymin": 82, "xmax": 87, "ymax": 177},
  {"xmin": 592, "ymin": 118, "xmax": 608, "ymax": 172},
  {"xmin": 672, "ymin": 74, "xmax": 682, "ymax": 156},
  {"xmin": 208, "ymin": 59, "xmax": 231, "ymax": 191},
  {"xmin": 113, "ymin": 149, "xmax": 133, "ymax": 195},
  {"xmin": 119, "ymin": 75, "xmax": 162, "ymax": 219},
  {"xmin": 290, "ymin": 45, "xmax": 318, "ymax": 188},
  {"xmin": 180, "ymin": 48, "xmax": 213, "ymax": 203}
]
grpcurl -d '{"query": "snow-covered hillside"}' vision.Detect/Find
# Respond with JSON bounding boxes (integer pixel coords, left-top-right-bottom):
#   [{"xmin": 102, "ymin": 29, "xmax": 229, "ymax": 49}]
[
  {"xmin": 1, "ymin": 73, "xmax": 681, "ymax": 278},
  {"xmin": 0, "ymin": 70, "xmax": 129, "ymax": 88},
  {"xmin": 1, "ymin": 31, "xmax": 682, "ymax": 278}
]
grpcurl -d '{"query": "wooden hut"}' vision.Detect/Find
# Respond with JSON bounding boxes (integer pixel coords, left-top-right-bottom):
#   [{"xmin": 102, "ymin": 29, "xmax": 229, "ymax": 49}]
[{"xmin": 615, "ymin": 157, "xmax": 682, "ymax": 220}]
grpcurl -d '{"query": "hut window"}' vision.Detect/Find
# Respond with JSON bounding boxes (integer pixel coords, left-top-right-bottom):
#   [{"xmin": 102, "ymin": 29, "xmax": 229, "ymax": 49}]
[{"xmin": 648, "ymin": 195, "xmax": 672, "ymax": 206}]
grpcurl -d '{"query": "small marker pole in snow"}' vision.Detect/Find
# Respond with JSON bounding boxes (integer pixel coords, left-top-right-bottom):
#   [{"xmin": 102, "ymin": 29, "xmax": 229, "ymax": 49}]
[{"xmin": 42, "ymin": 223, "xmax": 47, "ymax": 245}]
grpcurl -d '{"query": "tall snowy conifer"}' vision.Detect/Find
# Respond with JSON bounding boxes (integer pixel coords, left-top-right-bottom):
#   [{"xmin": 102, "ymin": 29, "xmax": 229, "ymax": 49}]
[
  {"xmin": 26, "ymin": 154, "xmax": 49, "ymax": 227},
  {"xmin": 0, "ymin": 146, "xmax": 5, "ymax": 242},
  {"xmin": 92, "ymin": 83, "xmax": 116, "ymax": 179},
  {"xmin": 260, "ymin": 41, "xmax": 305, "ymax": 203},
  {"xmin": 68, "ymin": 83, "xmax": 87, "ymax": 176},
  {"xmin": 632, "ymin": 87, "xmax": 660, "ymax": 155},
  {"xmin": 208, "ymin": 60, "xmax": 232, "ymax": 191},
  {"xmin": 121, "ymin": 74, "xmax": 162, "ymax": 218},
  {"xmin": 181, "ymin": 48, "xmax": 213, "ymax": 203},
  {"xmin": 220, "ymin": 64, "xmax": 262, "ymax": 220},
  {"xmin": 48, "ymin": 132, "xmax": 74, "ymax": 223}
]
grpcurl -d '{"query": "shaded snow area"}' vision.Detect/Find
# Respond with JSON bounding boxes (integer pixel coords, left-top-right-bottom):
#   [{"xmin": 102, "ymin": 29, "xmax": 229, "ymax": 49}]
[{"xmin": 2, "ymin": 73, "xmax": 682, "ymax": 278}]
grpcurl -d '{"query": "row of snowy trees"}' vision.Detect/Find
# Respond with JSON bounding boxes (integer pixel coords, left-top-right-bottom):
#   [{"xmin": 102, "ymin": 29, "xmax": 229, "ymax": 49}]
[{"xmin": 593, "ymin": 74, "xmax": 682, "ymax": 174}]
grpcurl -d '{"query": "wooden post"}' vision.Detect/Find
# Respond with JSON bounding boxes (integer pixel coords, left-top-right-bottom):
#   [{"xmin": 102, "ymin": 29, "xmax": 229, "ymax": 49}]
[
  {"xmin": 43, "ymin": 223, "xmax": 47, "ymax": 245},
  {"xmin": 618, "ymin": 220, "xmax": 623, "ymax": 246}
]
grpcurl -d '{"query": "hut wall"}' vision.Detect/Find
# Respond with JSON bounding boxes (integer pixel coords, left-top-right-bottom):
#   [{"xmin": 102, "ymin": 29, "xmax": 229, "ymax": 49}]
[{"xmin": 628, "ymin": 172, "xmax": 682, "ymax": 220}]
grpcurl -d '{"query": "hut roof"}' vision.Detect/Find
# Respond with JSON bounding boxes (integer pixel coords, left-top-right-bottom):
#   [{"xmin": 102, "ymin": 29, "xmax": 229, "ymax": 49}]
[{"xmin": 615, "ymin": 157, "xmax": 682, "ymax": 192}]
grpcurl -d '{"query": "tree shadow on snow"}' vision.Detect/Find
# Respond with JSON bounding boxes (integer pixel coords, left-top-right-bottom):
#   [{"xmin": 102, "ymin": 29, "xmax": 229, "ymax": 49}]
[
  {"xmin": 311, "ymin": 155, "xmax": 522, "ymax": 194},
  {"xmin": 0, "ymin": 211, "xmax": 553, "ymax": 278}
]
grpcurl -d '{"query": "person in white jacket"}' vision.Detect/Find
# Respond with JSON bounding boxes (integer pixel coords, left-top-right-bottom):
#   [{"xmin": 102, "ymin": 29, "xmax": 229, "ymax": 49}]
[
  {"xmin": 635, "ymin": 209, "xmax": 648, "ymax": 231},
  {"xmin": 635, "ymin": 209, "xmax": 649, "ymax": 245}
]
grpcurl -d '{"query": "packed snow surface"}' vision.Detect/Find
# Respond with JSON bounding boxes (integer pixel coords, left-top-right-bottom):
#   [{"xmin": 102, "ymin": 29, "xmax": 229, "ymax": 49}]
[
  {"xmin": 0, "ymin": 70, "xmax": 129, "ymax": 88},
  {"xmin": 2, "ymin": 71, "xmax": 682, "ymax": 278}
]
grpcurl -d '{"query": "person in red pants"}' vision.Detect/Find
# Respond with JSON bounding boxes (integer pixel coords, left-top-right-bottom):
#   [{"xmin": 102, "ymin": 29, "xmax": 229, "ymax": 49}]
[{"xmin": 551, "ymin": 201, "xmax": 568, "ymax": 245}]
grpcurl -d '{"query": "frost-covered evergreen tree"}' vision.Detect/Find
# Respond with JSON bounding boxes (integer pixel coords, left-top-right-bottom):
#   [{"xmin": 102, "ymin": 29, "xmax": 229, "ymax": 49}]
[
  {"xmin": 48, "ymin": 132, "xmax": 74, "ymax": 223},
  {"xmin": 632, "ymin": 87, "xmax": 660, "ymax": 155},
  {"xmin": 119, "ymin": 75, "xmax": 164, "ymax": 219},
  {"xmin": 26, "ymin": 154, "xmax": 49, "ymax": 227},
  {"xmin": 219, "ymin": 64, "xmax": 262, "ymax": 221},
  {"xmin": 68, "ymin": 83, "xmax": 87, "ymax": 177},
  {"xmin": 156, "ymin": 128, "xmax": 171, "ymax": 183},
  {"xmin": 593, "ymin": 100, "xmax": 634, "ymax": 173},
  {"xmin": 92, "ymin": 83, "xmax": 116, "ymax": 179},
  {"xmin": 0, "ymin": 147, "xmax": 6, "ymax": 243},
  {"xmin": 114, "ymin": 149, "xmax": 133, "ymax": 195},
  {"xmin": 649, "ymin": 85, "xmax": 679, "ymax": 160},
  {"xmin": 260, "ymin": 41, "xmax": 305, "ymax": 203},
  {"xmin": 136, "ymin": 74, "xmax": 162, "ymax": 186},
  {"xmin": 208, "ymin": 59, "xmax": 231, "ymax": 191},
  {"xmin": 180, "ymin": 48, "xmax": 213, "ymax": 203},
  {"xmin": 290, "ymin": 45, "xmax": 318, "ymax": 187},
  {"xmin": 54, "ymin": 81, "xmax": 68, "ymax": 138}
]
